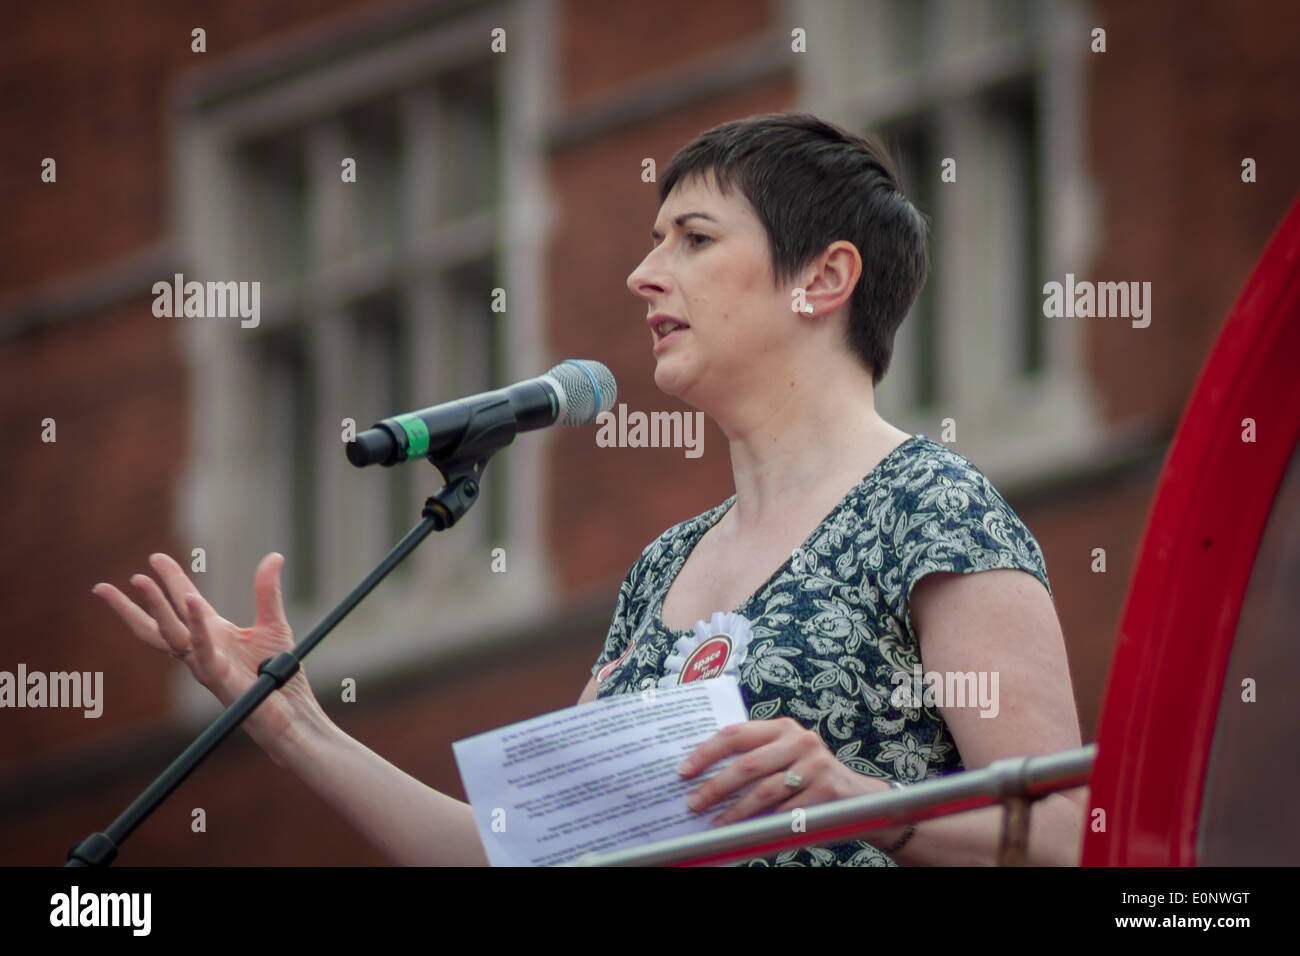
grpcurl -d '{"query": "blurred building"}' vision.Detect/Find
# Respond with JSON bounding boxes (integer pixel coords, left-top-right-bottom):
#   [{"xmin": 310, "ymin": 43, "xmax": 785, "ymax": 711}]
[{"xmin": 1, "ymin": 0, "xmax": 1297, "ymax": 864}]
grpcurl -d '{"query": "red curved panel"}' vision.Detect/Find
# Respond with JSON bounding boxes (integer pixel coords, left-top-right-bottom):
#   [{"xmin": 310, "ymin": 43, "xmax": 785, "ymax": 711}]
[{"xmin": 1082, "ymin": 194, "xmax": 1300, "ymax": 865}]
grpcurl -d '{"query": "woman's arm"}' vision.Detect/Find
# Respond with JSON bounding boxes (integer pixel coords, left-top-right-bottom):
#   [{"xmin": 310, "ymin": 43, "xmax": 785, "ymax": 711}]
[
  {"xmin": 883, "ymin": 567, "xmax": 1086, "ymax": 865},
  {"xmin": 93, "ymin": 553, "xmax": 488, "ymax": 867},
  {"xmin": 267, "ymin": 708, "xmax": 489, "ymax": 867},
  {"xmin": 268, "ymin": 671, "xmax": 606, "ymax": 865},
  {"xmin": 676, "ymin": 565, "xmax": 1086, "ymax": 864}
]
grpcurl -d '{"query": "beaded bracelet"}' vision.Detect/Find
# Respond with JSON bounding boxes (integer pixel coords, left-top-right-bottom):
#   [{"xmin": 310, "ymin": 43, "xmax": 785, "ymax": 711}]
[{"xmin": 883, "ymin": 780, "xmax": 916, "ymax": 856}]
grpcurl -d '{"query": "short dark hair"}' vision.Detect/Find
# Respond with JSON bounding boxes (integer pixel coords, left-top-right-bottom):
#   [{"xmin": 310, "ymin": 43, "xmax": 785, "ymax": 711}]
[{"xmin": 658, "ymin": 111, "xmax": 929, "ymax": 386}]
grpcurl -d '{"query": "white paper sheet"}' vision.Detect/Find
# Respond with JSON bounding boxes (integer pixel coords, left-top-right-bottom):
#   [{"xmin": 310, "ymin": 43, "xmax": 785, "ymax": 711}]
[{"xmin": 452, "ymin": 677, "xmax": 750, "ymax": 866}]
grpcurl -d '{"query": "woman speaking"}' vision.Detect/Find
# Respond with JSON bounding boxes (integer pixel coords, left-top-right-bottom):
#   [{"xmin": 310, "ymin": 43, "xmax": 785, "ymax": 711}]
[{"xmin": 92, "ymin": 112, "xmax": 1085, "ymax": 866}]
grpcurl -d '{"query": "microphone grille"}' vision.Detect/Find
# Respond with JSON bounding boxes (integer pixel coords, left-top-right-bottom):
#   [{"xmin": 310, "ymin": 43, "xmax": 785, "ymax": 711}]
[{"xmin": 548, "ymin": 359, "xmax": 617, "ymax": 426}]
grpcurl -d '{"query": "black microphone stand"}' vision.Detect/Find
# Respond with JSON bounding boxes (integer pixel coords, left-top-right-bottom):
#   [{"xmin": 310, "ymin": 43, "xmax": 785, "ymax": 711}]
[{"xmin": 65, "ymin": 399, "xmax": 518, "ymax": 865}]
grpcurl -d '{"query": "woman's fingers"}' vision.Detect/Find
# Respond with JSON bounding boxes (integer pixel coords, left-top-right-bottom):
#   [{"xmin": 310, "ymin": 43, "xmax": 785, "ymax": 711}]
[
  {"xmin": 128, "ymin": 573, "xmax": 194, "ymax": 656},
  {"xmin": 185, "ymin": 594, "xmax": 222, "ymax": 677},
  {"xmin": 690, "ymin": 736, "xmax": 803, "ymax": 813},
  {"xmin": 253, "ymin": 553, "xmax": 289, "ymax": 634},
  {"xmin": 146, "ymin": 552, "xmax": 211, "ymax": 630},
  {"xmin": 714, "ymin": 755, "xmax": 819, "ymax": 825},
  {"xmin": 90, "ymin": 582, "xmax": 171, "ymax": 654},
  {"xmin": 95, "ymin": 553, "xmax": 282, "ymax": 680},
  {"xmin": 684, "ymin": 722, "xmax": 803, "ymax": 812}
]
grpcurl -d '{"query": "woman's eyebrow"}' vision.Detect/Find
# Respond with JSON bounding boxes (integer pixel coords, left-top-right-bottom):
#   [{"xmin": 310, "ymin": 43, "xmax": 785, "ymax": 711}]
[{"xmin": 650, "ymin": 212, "xmax": 718, "ymax": 240}]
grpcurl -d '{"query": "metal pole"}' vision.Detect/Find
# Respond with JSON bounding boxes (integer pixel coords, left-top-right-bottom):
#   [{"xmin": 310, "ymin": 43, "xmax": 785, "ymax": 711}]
[
  {"xmin": 997, "ymin": 796, "xmax": 1032, "ymax": 866},
  {"xmin": 563, "ymin": 744, "xmax": 1094, "ymax": 867}
]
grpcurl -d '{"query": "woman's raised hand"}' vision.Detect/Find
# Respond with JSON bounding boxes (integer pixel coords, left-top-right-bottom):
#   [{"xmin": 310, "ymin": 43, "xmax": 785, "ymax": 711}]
[{"xmin": 92, "ymin": 552, "xmax": 327, "ymax": 759}]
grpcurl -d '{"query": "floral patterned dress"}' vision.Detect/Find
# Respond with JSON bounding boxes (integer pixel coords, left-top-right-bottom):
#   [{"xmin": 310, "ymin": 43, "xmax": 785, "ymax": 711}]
[{"xmin": 589, "ymin": 434, "xmax": 1052, "ymax": 866}]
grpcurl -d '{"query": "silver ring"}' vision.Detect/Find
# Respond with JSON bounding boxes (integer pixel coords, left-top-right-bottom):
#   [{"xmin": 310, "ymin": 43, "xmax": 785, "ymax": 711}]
[
  {"xmin": 783, "ymin": 770, "xmax": 804, "ymax": 789},
  {"xmin": 170, "ymin": 646, "xmax": 194, "ymax": 660}
]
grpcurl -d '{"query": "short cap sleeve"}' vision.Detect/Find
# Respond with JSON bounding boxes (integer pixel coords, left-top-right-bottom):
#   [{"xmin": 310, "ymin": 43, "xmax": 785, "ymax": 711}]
[{"xmin": 886, "ymin": 452, "xmax": 1051, "ymax": 645}]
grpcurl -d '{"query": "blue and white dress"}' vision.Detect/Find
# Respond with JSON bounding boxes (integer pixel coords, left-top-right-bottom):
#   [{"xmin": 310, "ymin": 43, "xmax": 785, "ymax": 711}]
[{"xmin": 589, "ymin": 434, "xmax": 1052, "ymax": 866}]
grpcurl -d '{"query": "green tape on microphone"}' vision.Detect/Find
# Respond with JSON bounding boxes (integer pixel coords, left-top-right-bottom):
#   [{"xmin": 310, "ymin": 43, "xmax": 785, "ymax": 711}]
[{"xmin": 393, "ymin": 414, "xmax": 430, "ymax": 458}]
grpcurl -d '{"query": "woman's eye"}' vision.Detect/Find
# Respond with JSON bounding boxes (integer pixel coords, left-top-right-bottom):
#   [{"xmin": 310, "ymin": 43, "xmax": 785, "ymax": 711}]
[{"xmin": 650, "ymin": 232, "xmax": 711, "ymax": 250}]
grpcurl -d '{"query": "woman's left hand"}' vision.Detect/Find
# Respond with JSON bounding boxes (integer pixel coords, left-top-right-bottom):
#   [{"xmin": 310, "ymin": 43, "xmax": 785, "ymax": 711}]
[{"xmin": 677, "ymin": 717, "xmax": 884, "ymax": 825}]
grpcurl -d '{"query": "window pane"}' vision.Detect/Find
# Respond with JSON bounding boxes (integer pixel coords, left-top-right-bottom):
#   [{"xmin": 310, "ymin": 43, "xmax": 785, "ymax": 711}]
[
  {"xmin": 261, "ymin": 325, "xmax": 318, "ymax": 603},
  {"xmin": 878, "ymin": 119, "xmax": 938, "ymax": 409},
  {"xmin": 878, "ymin": 0, "xmax": 931, "ymax": 73},
  {"xmin": 235, "ymin": 133, "xmax": 308, "ymax": 281},
  {"xmin": 445, "ymin": 255, "xmax": 504, "ymax": 550},
  {"xmin": 984, "ymin": 78, "xmax": 1043, "ymax": 378},
  {"xmin": 353, "ymin": 291, "xmax": 413, "ymax": 564},
  {"xmin": 342, "ymin": 98, "xmax": 403, "ymax": 258},
  {"xmin": 436, "ymin": 63, "xmax": 500, "ymax": 223},
  {"xmin": 978, "ymin": 0, "xmax": 1031, "ymax": 40}
]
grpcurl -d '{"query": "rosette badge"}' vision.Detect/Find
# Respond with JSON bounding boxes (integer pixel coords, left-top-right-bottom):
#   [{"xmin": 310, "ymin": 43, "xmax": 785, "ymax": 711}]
[{"xmin": 658, "ymin": 611, "xmax": 754, "ymax": 688}]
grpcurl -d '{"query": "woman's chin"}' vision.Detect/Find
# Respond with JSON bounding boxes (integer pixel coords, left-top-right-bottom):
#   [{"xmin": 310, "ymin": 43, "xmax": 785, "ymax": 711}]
[{"xmin": 652, "ymin": 361, "xmax": 689, "ymax": 397}]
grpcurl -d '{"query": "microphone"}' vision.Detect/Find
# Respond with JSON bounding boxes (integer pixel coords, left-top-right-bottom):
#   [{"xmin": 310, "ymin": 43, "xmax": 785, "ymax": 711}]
[{"xmin": 346, "ymin": 359, "xmax": 617, "ymax": 467}]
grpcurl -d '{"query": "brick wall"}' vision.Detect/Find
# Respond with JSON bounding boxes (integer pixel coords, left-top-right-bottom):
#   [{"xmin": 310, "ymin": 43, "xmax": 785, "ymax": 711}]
[{"xmin": 2, "ymin": 0, "xmax": 1296, "ymax": 864}]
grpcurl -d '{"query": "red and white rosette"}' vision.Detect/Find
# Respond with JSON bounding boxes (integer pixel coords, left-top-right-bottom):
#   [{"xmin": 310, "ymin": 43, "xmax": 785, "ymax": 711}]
[{"xmin": 657, "ymin": 611, "xmax": 753, "ymax": 689}]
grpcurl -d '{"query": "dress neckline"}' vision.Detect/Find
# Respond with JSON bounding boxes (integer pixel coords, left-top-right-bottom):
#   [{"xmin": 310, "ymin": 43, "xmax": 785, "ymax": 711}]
[{"xmin": 653, "ymin": 434, "xmax": 927, "ymax": 636}]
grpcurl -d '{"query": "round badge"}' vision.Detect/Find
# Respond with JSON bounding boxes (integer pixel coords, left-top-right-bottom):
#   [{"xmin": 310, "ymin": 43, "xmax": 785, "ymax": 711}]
[
  {"xmin": 658, "ymin": 611, "xmax": 753, "ymax": 688},
  {"xmin": 680, "ymin": 636, "xmax": 733, "ymax": 683}
]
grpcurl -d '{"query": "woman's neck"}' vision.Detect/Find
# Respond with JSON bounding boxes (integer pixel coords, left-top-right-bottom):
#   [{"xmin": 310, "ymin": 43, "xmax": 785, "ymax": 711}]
[{"xmin": 722, "ymin": 415, "xmax": 911, "ymax": 537}]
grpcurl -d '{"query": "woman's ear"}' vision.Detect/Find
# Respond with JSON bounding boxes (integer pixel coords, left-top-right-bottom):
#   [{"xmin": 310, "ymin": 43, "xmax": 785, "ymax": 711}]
[{"xmin": 799, "ymin": 241, "xmax": 861, "ymax": 318}]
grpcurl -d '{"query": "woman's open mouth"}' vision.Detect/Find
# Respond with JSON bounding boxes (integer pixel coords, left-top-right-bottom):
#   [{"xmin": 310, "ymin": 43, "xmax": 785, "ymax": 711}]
[{"xmin": 653, "ymin": 322, "xmax": 689, "ymax": 354}]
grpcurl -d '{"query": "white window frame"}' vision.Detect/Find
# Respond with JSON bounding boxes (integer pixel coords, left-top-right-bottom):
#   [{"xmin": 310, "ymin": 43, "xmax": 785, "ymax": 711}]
[
  {"xmin": 792, "ymin": 0, "xmax": 1105, "ymax": 490},
  {"xmin": 168, "ymin": 0, "xmax": 559, "ymax": 721}
]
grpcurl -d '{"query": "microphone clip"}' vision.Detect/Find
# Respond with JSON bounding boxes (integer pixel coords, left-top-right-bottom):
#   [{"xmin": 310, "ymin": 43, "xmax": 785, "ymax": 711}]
[{"xmin": 419, "ymin": 396, "xmax": 515, "ymax": 530}]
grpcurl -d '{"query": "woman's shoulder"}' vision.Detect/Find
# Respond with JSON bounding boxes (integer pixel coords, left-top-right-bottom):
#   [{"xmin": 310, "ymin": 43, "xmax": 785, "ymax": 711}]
[
  {"xmin": 864, "ymin": 434, "xmax": 1052, "ymax": 598},
  {"xmin": 861, "ymin": 434, "xmax": 1018, "ymax": 519},
  {"xmin": 883, "ymin": 432, "xmax": 988, "ymax": 480}
]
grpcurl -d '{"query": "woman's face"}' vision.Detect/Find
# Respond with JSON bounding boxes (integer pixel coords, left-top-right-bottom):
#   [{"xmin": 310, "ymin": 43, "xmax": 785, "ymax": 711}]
[{"xmin": 626, "ymin": 174, "xmax": 794, "ymax": 408}]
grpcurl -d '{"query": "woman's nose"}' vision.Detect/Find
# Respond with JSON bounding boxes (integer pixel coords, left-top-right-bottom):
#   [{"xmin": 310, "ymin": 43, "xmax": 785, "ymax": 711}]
[{"xmin": 627, "ymin": 252, "xmax": 665, "ymax": 297}]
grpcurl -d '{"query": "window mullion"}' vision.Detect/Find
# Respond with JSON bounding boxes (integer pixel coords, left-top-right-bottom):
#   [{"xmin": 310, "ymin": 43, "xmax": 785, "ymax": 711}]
[{"xmin": 934, "ymin": 97, "xmax": 981, "ymax": 426}]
